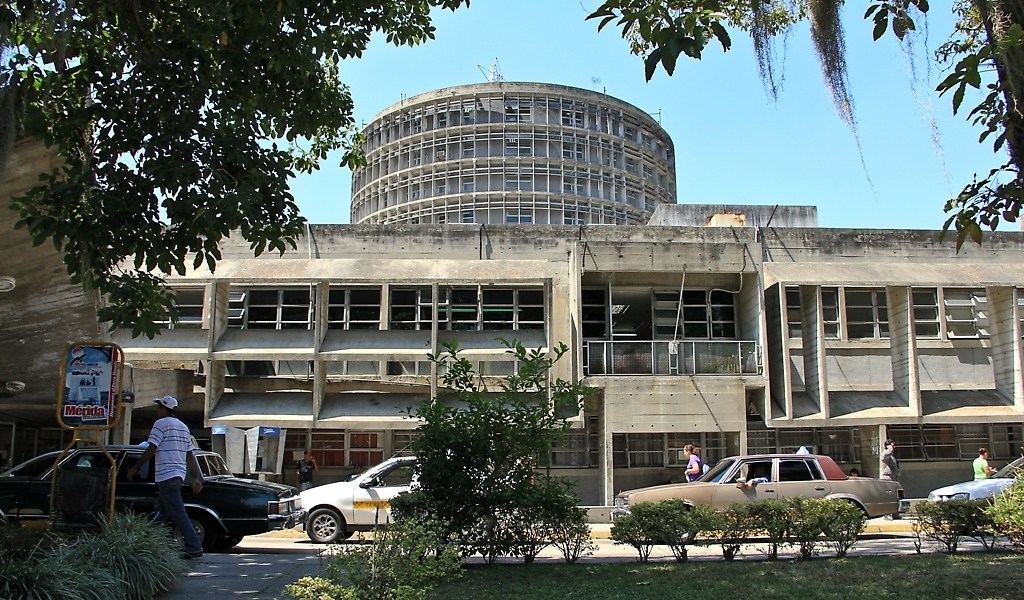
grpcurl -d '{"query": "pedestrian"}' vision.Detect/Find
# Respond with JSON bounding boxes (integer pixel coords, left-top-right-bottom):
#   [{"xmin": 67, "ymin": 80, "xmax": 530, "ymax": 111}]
[
  {"xmin": 881, "ymin": 439, "xmax": 900, "ymax": 481},
  {"xmin": 683, "ymin": 444, "xmax": 703, "ymax": 482},
  {"xmin": 295, "ymin": 450, "xmax": 319, "ymax": 491},
  {"xmin": 973, "ymin": 447, "xmax": 997, "ymax": 480},
  {"xmin": 127, "ymin": 395, "xmax": 205, "ymax": 560}
]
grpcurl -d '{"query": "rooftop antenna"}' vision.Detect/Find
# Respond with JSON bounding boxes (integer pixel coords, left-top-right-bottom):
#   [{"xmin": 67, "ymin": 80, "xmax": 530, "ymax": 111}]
[
  {"xmin": 478, "ymin": 58, "xmax": 503, "ymax": 83},
  {"xmin": 649, "ymin": 109, "xmax": 662, "ymax": 124}
]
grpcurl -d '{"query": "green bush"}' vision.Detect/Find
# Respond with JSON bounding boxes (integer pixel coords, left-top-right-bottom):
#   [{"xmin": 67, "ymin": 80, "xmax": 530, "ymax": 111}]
[
  {"xmin": 816, "ymin": 500, "xmax": 866, "ymax": 558},
  {"xmin": 285, "ymin": 576, "xmax": 358, "ymax": 600},
  {"xmin": 0, "ymin": 513, "xmax": 184, "ymax": 600},
  {"xmin": 331, "ymin": 516, "xmax": 462, "ymax": 600},
  {"xmin": 653, "ymin": 500, "xmax": 714, "ymax": 562},
  {"xmin": 697, "ymin": 504, "xmax": 756, "ymax": 561},
  {"xmin": 988, "ymin": 479, "xmax": 1024, "ymax": 552},
  {"xmin": 746, "ymin": 499, "xmax": 790, "ymax": 561},
  {"xmin": 916, "ymin": 499, "xmax": 996, "ymax": 554},
  {"xmin": 548, "ymin": 504, "xmax": 596, "ymax": 564},
  {"xmin": 610, "ymin": 502, "xmax": 661, "ymax": 562}
]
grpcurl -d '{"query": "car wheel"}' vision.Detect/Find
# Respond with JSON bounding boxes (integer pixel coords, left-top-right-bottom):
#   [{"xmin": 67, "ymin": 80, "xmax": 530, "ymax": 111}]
[
  {"xmin": 307, "ymin": 507, "xmax": 346, "ymax": 544},
  {"xmin": 213, "ymin": 534, "xmax": 244, "ymax": 551},
  {"xmin": 188, "ymin": 513, "xmax": 221, "ymax": 552}
]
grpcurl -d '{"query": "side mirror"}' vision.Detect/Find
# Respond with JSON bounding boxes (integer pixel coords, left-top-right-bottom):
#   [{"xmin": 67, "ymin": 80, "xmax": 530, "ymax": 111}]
[{"xmin": 359, "ymin": 477, "xmax": 379, "ymax": 489}]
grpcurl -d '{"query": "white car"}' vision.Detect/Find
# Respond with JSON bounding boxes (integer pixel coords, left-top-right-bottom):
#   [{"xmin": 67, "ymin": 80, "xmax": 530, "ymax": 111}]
[
  {"xmin": 927, "ymin": 456, "xmax": 1024, "ymax": 501},
  {"xmin": 300, "ymin": 455, "xmax": 416, "ymax": 543}
]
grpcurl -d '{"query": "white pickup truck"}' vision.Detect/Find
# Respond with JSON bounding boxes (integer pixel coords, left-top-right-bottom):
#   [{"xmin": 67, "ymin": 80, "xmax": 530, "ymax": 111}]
[{"xmin": 300, "ymin": 455, "xmax": 416, "ymax": 543}]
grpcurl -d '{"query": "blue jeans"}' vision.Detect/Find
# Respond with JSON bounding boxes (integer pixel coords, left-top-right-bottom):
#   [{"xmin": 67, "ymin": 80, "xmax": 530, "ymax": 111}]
[{"xmin": 156, "ymin": 477, "xmax": 202, "ymax": 554}]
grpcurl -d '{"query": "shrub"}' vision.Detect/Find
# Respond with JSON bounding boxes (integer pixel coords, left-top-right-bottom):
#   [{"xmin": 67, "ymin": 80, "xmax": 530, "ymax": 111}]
[
  {"xmin": 698, "ymin": 505, "xmax": 756, "ymax": 561},
  {"xmin": 656, "ymin": 501, "xmax": 714, "ymax": 562},
  {"xmin": 332, "ymin": 516, "xmax": 462, "ymax": 600},
  {"xmin": 916, "ymin": 499, "xmax": 995, "ymax": 554},
  {"xmin": 285, "ymin": 576, "xmax": 358, "ymax": 600},
  {"xmin": 549, "ymin": 504, "xmax": 596, "ymax": 564},
  {"xmin": 988, "ymin": 479, "xmax": 1024, "ymax": 552},
  {"xmin": 746, "ymin": 499, "xmax": 790, "ymax": 560},
  {"xmin": 0, "ymin": 513, "xmax": 184, "ymax": 600},
  {"xmin": 610, "ymin": 502, "xmax": 661, "ymax": 562},
  {"xmin": 816, "ymin": 500, "xmax": 866, "ymax": 558}
]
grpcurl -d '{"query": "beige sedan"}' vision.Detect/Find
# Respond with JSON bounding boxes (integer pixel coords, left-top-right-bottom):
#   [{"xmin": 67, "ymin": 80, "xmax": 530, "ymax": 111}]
[{"xmin": 612, "ymin": 454, "xmax": 905, "ymax": 519}]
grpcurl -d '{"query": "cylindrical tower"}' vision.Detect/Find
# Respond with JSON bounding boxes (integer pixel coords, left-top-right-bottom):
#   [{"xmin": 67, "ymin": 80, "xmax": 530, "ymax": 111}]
[{"xmin": 350, "ymin": 82, "xmax": 676, "ymax": 225}]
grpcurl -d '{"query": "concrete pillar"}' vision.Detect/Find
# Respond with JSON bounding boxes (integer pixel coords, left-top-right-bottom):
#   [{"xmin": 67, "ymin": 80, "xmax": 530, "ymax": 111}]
[
  {"xmin": 987, "ymin": 286, "xmax": 1024, "ymax": 407},
  {"xmin": 600, "ymin": 398, "xmax": 614, "ymax": 505},
  {"xmin": 886, "ymin": 286, "xmax": 920, "ymax": 414},
  {"xmin": 860, "ymin": 425, "xmax": 885, "ymax": 478},
  {"xmin": 799, "ymin": 285, "xmax": 828, "ymax": 417}
]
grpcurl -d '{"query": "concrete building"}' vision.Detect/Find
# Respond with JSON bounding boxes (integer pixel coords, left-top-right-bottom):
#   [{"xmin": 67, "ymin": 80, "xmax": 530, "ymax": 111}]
[
  {"xmin": 350, "ymin": 82, "xmax": 676, "ymax": 226},
  {"xmin": 91, "ymin": 207, "xmax": 1024, "ymax": 502}
]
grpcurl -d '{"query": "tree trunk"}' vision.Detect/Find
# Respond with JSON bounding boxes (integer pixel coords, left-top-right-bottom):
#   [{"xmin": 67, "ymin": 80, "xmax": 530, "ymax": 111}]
[{"xmin": 975, "ymin": 0, "xmax": 1024, "ymax": 176}]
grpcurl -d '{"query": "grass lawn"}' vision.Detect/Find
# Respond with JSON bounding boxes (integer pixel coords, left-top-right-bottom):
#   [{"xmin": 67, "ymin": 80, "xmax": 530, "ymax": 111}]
[{"xmin": 429, "ymin": 554, "xmax": 1024, "ymax": 600}]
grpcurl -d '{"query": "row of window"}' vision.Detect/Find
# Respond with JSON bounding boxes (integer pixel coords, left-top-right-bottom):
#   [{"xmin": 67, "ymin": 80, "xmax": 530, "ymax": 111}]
[
  {"xmin": 161, "ymin": 286, "xmax": 546, "ymax": 332},
  {"xmin": 366, "ymin": 95, "xmax": 668, "ymax": 156},
  {"xmin": 786, "ymin": 286, "xmax": 1024, "ymax": 340}
]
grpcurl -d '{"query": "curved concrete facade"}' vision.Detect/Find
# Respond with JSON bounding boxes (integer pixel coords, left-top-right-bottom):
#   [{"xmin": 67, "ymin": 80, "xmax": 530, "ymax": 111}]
[{"xmin": 350, "ymin": 82, "xmax": 676, "ymax": 225}]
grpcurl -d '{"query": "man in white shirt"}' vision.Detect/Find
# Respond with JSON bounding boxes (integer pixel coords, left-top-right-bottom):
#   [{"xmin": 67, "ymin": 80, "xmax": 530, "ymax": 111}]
[{"xmin": 128, "ymin": 395, "xmax": 205, "ymax": 559}]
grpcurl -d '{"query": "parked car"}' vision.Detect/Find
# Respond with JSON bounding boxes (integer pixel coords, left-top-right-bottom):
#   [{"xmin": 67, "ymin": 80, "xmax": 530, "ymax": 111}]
[
  {"xmin": 927, "ymin": 456, "xmax": 1024, "ymax": 501},
  {"xmin": 300, "ymin": 455, "xmax": 416, "ymax": 543},
  {"xmin": 612, "ymin": 454, "xmax": 908, "ymax": 519},
  {"xmin": 0, "ymin": 445, "xmax": 305, "ymax": 551}
]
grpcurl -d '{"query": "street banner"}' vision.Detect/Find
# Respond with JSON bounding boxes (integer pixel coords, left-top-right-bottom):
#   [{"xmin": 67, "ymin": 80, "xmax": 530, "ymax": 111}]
[{"xmin": 57, "ymin": 343, "xmax": 123, "ymax": 429}]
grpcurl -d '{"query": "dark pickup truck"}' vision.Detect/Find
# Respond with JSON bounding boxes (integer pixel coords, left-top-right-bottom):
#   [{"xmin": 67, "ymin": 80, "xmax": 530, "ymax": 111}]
[{"xmin": 0, "ymin": 445, "xmax": 305, "ymax": 551}]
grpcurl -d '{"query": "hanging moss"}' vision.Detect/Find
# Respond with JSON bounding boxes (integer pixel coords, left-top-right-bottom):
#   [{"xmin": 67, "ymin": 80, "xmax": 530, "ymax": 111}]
[{"xmin": 808, "ymin": 0, "xmax": 856, "ymax": 129}]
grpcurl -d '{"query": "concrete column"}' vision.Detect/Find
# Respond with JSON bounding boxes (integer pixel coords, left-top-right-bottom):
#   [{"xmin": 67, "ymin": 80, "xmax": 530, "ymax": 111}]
[
  {"xmin": 987, "ymin": 286, "xmax": 1024, "ymax": 407},
  {"xmin": 860, "ymin": 425, "xmax": 885, "ymax": 478},
  {"xmin": 601, "ymin": 398, "xmax": 614, "ymax": 505},
  {"xmin": 799, "ymin": 285, "xmax": 828, "ymax": 417},
  {"xmin": 312, "ymin": 283, "xmax": 327, "ymax": 423},
  {"xmin": 886, "ymin": 286, "xmax": 920, "ymax": 414}
]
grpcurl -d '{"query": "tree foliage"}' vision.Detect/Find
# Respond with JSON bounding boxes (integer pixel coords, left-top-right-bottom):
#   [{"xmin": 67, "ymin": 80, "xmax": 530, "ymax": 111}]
[
  {"xmin": 0, "ymin": 1, "xmax": 469, "ymax": 337},
  {"xmin": 402, "ymin": 339, "xmax": 592, "ymax": 560},
  {"xmin": 590, "ymin": 0, "xmax": 1024, "ymax": 248}
]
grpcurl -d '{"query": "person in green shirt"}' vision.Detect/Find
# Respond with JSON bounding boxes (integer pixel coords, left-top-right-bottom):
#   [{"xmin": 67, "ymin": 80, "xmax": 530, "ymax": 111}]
[{"xmin": 973, "ymin": 447, "xmax": 997, "ymax": 480}]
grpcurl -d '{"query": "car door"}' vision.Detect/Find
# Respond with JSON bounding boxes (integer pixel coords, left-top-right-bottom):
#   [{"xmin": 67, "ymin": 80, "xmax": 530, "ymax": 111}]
[
  {"xmin": 775, "ymin": 457, "xmax": 830, "ymax": 501},
  {"xmin": 1, "ymin": 453, "xmax": 58, "ymax": 525},
  {"xmin": 114, "ymin": 450, "xmax": 158, "ymax": 517},
  {"xmin": 351, "ymin": 459, "xmax": 415, "ymax": 526},
  {"xmin": 711, "ymin": 458, "xmax": 778, "ymax": 508}
]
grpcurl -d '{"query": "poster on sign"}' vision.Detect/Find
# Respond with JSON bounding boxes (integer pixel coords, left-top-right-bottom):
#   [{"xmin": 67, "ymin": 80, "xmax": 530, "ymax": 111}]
[{"xmin": 57, "ymin": 343, "xmax": 123, "ymax": 429}]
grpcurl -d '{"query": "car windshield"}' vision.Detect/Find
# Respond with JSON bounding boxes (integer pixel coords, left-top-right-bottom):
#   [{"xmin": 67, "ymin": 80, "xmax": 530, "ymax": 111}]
[
  {"xmin": 0, "ymin": 453, "xmax": 59, "ymax": 478},
  {"xmin": 200, "ymin": 453, "xmax": 233, "ymax": 476},
  {"xmin": 704, "ymin": 458, "xmax": 737, "ymax": 483},
  {"xmin": 995, "ymin": 456, "xmax": 1024, "ymax": 478}
]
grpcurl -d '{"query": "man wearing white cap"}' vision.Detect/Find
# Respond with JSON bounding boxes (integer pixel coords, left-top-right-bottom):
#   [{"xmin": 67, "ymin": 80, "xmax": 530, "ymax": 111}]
[{"xmin": 127, "ymin": 395, "xmax": 205, "ymax": 559}]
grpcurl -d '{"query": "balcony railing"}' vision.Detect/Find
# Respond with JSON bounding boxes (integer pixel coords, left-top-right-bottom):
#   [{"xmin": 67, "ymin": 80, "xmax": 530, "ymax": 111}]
[{"xmin": 584, "ymin": 340, "xmax": 761, "ymax": 376}]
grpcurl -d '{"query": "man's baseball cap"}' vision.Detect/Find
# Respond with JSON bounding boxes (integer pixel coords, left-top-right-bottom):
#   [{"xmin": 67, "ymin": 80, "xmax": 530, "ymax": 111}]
[{"xmin": 154, "ymin": 395, "xmax": 178, "ymax": 410}]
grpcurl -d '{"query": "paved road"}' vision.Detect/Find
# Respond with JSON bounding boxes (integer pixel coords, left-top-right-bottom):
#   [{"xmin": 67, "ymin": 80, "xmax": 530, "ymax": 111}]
[{"xmin": 156, "ymin": 519, "xmax": 964, "ymax": 600}]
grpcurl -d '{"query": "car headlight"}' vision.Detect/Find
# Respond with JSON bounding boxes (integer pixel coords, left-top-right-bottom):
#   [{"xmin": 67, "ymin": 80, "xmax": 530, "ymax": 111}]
[
  {"xmin": 614, "ymin": 496, "xmax": 629, "ymax": 509},
  {"xmin": 950, "ymin": 492, "xmax": 970, "ymax": 500}
]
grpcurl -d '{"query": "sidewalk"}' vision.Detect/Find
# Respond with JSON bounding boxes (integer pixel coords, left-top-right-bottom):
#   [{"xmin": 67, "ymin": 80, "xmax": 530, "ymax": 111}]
[{"xmin": 158, "ymin": 517, "xmax": 923, "ymax": 600}]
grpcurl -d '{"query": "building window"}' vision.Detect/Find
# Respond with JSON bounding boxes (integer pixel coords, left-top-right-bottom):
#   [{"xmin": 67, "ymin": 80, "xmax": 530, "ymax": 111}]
[
  {"xmin": 481, "ymin": 288, "xmax": 545, "ymax": 330},
  {"xmin": 844, "ymin": 288, "xmax": 888, "ymax": 339},
  {"xmin": 504, "ymin": 174, "xmax": 533, "ymax": 191},
  {"xmin": 157, "ymin": 287, "xmax": 204, "ymax": 329},
  {"xmin": 561, "ymin": 108, "xmax": 584, "ymax": 127},
  {"xmin": 562, "ymin": 142, "xmax": 584, "ymax": 161},
  {"xmin": 887, "ymin": 425, "xmax": 958, "ymax": 460},
  {"xmin": 943, "ymin": 288, "xmax": 988, "ymax": 338},
  {"xmin": 436, "ymin": 183, "xmax": 447, "ymax": 195},
  {"xmin": 461, "ymin": 181, "xmax": 475, "ymax": 192},
  {"xmin": 435, "ymin": 112, "xmax": 448, "ymax": 128},
  {"xmin": 462, "ymin": 140, "xmax": 475, "ymax": 158},
  {"xmin": 562, "ymin": 178, "xmax": 578, "ymax": 194},
  {"xmin": 912, "ymin": 287, "xmax": 940, "ymax": 338},
  {"xmin": 785, "ymin": 286, "xmax": 801, "ymax": 338},
  {"xmin": 581, "ymin": 288, "xmax": 608, "ymax": 339},
  {"xmin": 462, "ymin": 211, "xmax": 475, "ymax": 223},
  {"xmin": 348, "ymin": 431, "xmax": 384, "ymax": 467},
  {"xmin": 392, "ymin": 432, "xmax": 419, "ymax": 457},
  {"xmin": 505, "ymin": 136, "xmax": 532, "ymax": 156},
  {"xmin": 228, "ymin": 287, "xmax": 314, "ymax": 330},
  {"xmin": 613, "ymin": 433, "xmax": 664, "ymax": 467},
  {"xmin": 653, "ymin": 289, "xmax": 736, "ymax": 339},
  {"xmin": 327, "ymin": 287, "xmax": 381, "ymax": 330},
  {"xmin": 505, "ymin": 103, "xmax": 530, "ymax": 122},
  {"xmin": 550, "ymin": 417, "xmax": 598, "ymax": 468},
  {"xmin": 389, "ymin": 287, "xmax": 436, "ymax": 331},
  {"xmin": 505, "ymin": 213, "xmax": 534, "ymax": 224}
]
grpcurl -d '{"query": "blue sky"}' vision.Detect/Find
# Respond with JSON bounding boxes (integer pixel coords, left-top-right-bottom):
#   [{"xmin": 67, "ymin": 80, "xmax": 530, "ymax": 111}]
[{"xmin": 289, "ymin": 1, "xmax": 1003, "ymax": 232}]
